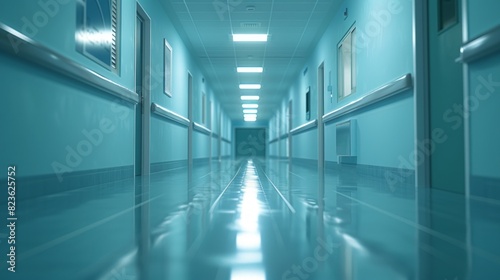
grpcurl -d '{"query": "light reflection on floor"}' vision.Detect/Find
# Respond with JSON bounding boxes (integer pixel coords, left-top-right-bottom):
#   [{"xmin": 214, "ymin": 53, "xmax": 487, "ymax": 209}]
[{"xmin": 2, "ymin": 158, "xmax": 500, "ymax": 279}]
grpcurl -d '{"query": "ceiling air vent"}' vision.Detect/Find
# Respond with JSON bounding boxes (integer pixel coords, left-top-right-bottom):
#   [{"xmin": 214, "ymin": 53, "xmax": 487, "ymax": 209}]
[{"xmin": 240, "ymin": 22, "xmax": 262, "ymax": 28}]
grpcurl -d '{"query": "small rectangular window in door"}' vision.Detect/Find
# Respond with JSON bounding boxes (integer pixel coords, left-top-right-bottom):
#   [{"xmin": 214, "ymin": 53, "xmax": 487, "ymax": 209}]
[{"xmin": 438, "ymin": 0, "xmax": 458, "ymax": 31}]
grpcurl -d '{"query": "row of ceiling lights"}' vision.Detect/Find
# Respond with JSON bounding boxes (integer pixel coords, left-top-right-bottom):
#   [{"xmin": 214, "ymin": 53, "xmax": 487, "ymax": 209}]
[{"xmin": 233, "ymin": 34, "xmax": 268, "ymax": 122}]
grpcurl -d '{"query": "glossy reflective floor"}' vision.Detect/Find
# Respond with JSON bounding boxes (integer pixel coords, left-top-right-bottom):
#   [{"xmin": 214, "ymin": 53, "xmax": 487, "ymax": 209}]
[{"xmin": 2, "ymin": 158, "xmax": 500, "ymax": 279}]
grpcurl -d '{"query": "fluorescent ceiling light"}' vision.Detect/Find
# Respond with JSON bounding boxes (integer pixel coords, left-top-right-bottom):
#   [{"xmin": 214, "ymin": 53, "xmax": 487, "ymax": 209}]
[
  {"xmin": 233, "ymin": 34, "xmax": 268, "ymax": 42},
  {"xmin": 239, "ymin": 84, "xmax": 261, "ymax": 90},
  {"xmin": 243, "ymin": 109, "xmax": 258, "ymax": 114},
  {"xmin": 242, "ymin": 104, "xmax": 259, "ymax": 109},
  {"xmin": 244, "ymin": 114, "xmax": 257, "ymax": 118},
  {"xmin": 244, "ymin": 115, "xmax": 257, "ymax": 122},
  {"xmin": 241, "ymin": 95, "xmax": 260, "ymax": 101},
  {"xmin": 237, "ymin": 67, "xmax": 263, "ymax": 73}
]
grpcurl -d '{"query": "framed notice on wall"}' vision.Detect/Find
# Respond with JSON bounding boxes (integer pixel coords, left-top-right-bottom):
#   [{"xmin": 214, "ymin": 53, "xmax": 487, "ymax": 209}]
[{"xmin": 76, "ymin": 0, "xmax": 120, "ymax": 73}]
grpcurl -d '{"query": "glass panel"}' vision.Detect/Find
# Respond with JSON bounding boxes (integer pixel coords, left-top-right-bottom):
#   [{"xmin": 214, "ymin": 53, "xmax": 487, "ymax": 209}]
[
  {"xmin": 439, "ymin": 0, "xmax": 458, "ymax": 31},
  {"xmin": 342, "ymin": 32, "xmax": 352, "ymax": 96},
  {"xmin": 338, "ymin": 26, "xmax": 356, "ymax": 101},
  {"xmin": 351, "ymin": 28, "xmax": 356, "ymax": 92}
]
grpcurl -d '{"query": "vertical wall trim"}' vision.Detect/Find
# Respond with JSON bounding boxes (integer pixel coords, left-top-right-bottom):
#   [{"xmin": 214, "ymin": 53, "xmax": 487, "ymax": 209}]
[
  {"xmin": 462, "ymin": 0, "xmax": 472, "ymax": 272},
  {"xmin": 413, "ymin": 2, "xmax": 430, "ymax": 189},
  {"xmin": 413, "ymin": 1, "xmax": 429, "ymax": 279},
  {"xmin": 187, "ymin": 71, "xmax": 193, "ymax": 168},
  {"xmin": 288, "ymin": 100, "xmax": 293, "ymax": 162},
  {"xmin": 137, "ymin": 3, "xmax": 151, "ymax": 176},
  {"xmin": 318, "ymin": 62, "xmax": 325, "ymax": 169},
  {"xmin": 218, "ymin": 109, "xmax": 222, "ymax": 162},
  {"xmin": 136, "ymin": 4, "xmax": 151, "ymax": 271}
]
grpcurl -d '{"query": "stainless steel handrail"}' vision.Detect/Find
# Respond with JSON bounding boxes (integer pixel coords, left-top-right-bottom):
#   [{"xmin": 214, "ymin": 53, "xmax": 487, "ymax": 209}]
[
  {"xmin": 0, "ymin": 23, "xmax": 138, "ymax": 104},
  {"xmin": 323, "ymin": 74, "xmax": 412, "ymax": 124},
  {"xmin": 151, "ymin": 103, "xmax": 190, "ymax": 127}
]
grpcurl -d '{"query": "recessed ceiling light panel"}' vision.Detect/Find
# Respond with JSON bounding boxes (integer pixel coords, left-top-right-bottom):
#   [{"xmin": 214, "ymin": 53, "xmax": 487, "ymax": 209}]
[
  {"xmin": 241, "ymin": 95, "xmax": 260, "ymax": 101},
  {"xmin": 237, "ymin": 67, "xmax": 263, "ymax": 73},
  {"xmin": 242, "ymin": 104, "xmax": 259, "ymax": 109},
  {"xmin": 239, "ymin": 84, "xmax": 261, "ymax": 90},
  {"xmin": 233, "ymin": 34, "xmax": 268, "ymax": 42}
]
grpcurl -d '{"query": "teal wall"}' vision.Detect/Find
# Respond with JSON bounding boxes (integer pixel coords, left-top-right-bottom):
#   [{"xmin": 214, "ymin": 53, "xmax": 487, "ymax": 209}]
[
  {"xmin": 269, "ymin": 0, "xmax": 414, "ymax": 168},
  {"xmin": 467, "ymin": 0, "xmax": 500, "ymax": 39},
  {"xmin": 0, "ymin": 0, "xmax": 136, "ymax": 179},
  {"xmin": 0, "ymin": 0, "xmax": 231, "ymax": 181},
  {"xmin": 138, "ymin": 0, "xmax": 230, "ymax": 164},
  {"xmin": 465, "ymin": 4, "xmax": 500, "ymax": 278},
  {"xmin": 466, "ymin": 2, "xmax": 500, "ymax": 180},
  {"xmin": 0, "ymin": 0, "xmax": 135, "ymax": 89},
  {"xmin": 193, "ymin": 131, "xmax": 210, "ymax": 160}
]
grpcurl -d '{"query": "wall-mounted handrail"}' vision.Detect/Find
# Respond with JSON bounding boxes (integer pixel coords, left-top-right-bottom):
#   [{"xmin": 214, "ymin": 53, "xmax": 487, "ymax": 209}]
[
  {"xmin": 458, "ymin": 25, "xmax": 500, "ymax": 64},
  {"xmin": 212, "ymin": 132, "xmax": 219, "ymax": 138},
  {"xmin": 151, "ymin": 103, "xmax": 190, "ymax": 127},
  {"xmin": 0, "ymin": 23, "xmax": 138, "ymax": 104},
  {"xmin": 323, "ymin": 73, "xmax": 412, "ymax": 124},
  {"xmin": 268, "ymin": 133, "xmax": 289, "ymax": 143},
  {"xmin": 222, "ymin": 137, "xmax": 231, "ymax": 144},
  {"xmin": 269, "ymin": 137, "xmax": 279, "ymax": 144},
  {"xmin": 279, "ymin": 133, "xmax": 289, "ymax": 140},
  {"xmin": 193, "ymin": 122, "xmax": 211, "ymax": 135},
  {"xmin": 290, "ymin": 119, "xmax": 318, "ymax": 135}
]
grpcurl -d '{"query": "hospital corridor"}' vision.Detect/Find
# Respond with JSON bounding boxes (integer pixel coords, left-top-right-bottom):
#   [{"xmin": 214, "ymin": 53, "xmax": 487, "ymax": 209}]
[{"xmin": 1, "ymin": 0, "xmax": 500, "ymax": 279}]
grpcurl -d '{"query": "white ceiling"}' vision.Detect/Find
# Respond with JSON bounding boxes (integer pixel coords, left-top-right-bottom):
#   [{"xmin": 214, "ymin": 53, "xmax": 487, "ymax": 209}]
[{"xmin": 160, "ymin": 0, "xmax": 342, "ymax": 121}]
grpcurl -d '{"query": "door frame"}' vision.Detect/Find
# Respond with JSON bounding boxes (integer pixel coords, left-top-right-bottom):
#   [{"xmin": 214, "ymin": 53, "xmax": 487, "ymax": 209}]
[
  {"xmin": 318, "ymin": 62, "xmax": 325, "ymax": 169},
  {"xmin": 135, "ymin": 3, "xmax": 151, "ymax": 177},
  {"xmin": 187, "ymin": 71, "xmax": 193, "ymax": 168},
  {"xmin": 413, "ymin": 1, "xmax": 430, "ymax": 188}
]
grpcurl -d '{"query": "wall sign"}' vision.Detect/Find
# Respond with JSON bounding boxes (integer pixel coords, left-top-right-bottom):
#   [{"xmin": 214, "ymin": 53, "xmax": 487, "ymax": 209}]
[{"xmin": 76, "ymin": 0, "xmax": 120, "ymax": 73}]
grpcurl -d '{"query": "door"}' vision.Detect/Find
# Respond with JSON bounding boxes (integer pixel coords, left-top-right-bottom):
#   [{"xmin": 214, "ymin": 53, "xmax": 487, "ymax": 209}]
[
  {"xmin": 134, "ymin": 5, "xmax": 151, "ymax": 279},
  {"xmin": 135, "ymin": 4, "xmax": 150, "ymax": 177},
  {"xmin": 425, "ymin": 1, "xmax": 468, "ymax": 279},
  {"xmin": 429, "ymin": 0, "xmax": 464, "ymax": 193},
  {"xmin": 135, "ymin": 11, "xmax": 144, "ymax": 176}
]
